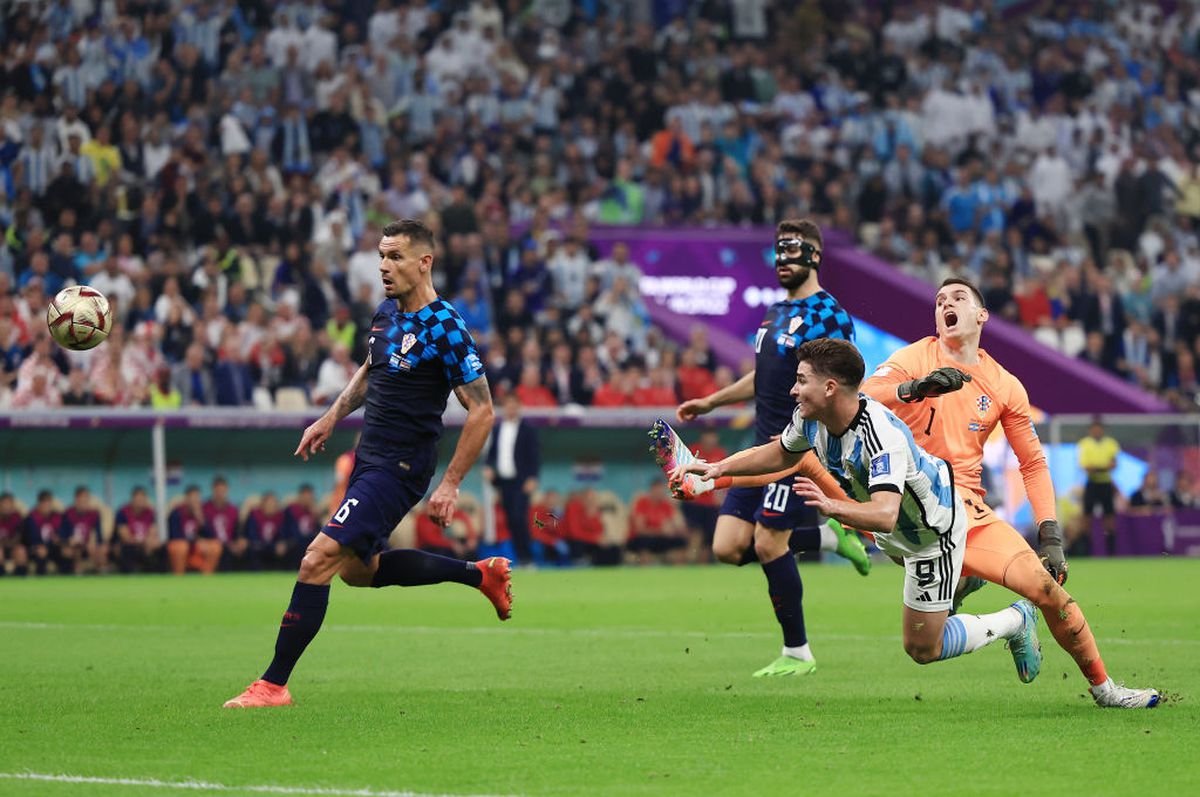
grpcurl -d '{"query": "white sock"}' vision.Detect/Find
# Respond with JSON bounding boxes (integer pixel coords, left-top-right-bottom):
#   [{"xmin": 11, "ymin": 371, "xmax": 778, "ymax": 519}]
[
  {"xmin": 783, "ymin": 643, "xmax": 813, "ymax": 661},
  {"xmin": 818, "ymin": 522, "xmax": 839, "ymax": 552},
  {"xmin": 937, "ymin": 607, "xmax": 1022, "ymax": 660}
]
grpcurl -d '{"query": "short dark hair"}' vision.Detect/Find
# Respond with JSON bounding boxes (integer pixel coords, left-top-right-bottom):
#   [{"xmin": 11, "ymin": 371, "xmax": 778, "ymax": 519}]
[
  {"xmin": 74, "ymin": 485, "xmax": 89, "ymax": 497},
  {"xmin": 184, "ymin": 484, "xmax": 201, "ymax": 495},
  {"xmin": 939, "ymin": 277, "xmax": 985, "ymax": 308},
  {"xmin": 37, "ymin": 489, "xmax": 53, "ymax": 502},
  {"xmin": 796, "ymin": 338, "xmax": 865, "ymax": 388},
  {"xmin": 381, "ymin": 218, "xmax": 435, "ymax": 252},
  {"xmin": 213, "ymin": 476, "xmax": 227, "ymax": 487},
  {"xmin": 777, "ymin": 218, "xmax": 822, "ymax": 250},
  {"xmin": 298, "ymin": 483, "xmax": 314, "ymax": 494},
  {"xmin": 132, "ymin": 485, "xmax": 147, "ymax": 496}
]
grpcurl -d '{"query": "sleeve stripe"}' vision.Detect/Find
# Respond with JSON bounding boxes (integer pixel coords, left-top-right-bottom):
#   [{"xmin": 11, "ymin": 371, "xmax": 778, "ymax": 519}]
[{"xmin": 868, "ymin": 483, "xmax": 902, "ymax": 495}]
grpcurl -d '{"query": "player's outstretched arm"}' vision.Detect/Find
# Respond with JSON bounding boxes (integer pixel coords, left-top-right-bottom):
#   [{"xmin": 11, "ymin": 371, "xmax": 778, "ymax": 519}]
[
  {"xmin": 428, "ymin": 377, "xmax": 495, "ymax": 527},
  {"xmin": 672, "ymin": 439, "xmax": 802, "ymax": 485},
  {"xmin": 676, "ymin": 369, "xmax": 755, "ymax": 422},
  {"xmin": 295, "ymin": 361, "xmax": 369, "ymax": 461}
]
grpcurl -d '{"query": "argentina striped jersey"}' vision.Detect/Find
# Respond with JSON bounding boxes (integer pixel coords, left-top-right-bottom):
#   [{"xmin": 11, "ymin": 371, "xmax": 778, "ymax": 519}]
[{"xmin": 779, "ymin": 395, "xmax": 961, "ymax": 558}]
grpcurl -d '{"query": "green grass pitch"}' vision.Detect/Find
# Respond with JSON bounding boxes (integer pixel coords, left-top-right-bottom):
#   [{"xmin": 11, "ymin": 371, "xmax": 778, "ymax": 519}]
[{"xmin": 1, "ymin": 559, "xmax": 1197, "ymax": 797}]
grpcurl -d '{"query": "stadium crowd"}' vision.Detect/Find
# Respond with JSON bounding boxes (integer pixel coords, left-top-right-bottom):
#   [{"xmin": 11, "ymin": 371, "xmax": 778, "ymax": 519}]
[
  {"xmin": 0, "ymin": 471, "xmax": 715, "ymax": 575},
  {"xmin": 1, "ymin": 1, "xmax": 1199, "ymax": 413}
]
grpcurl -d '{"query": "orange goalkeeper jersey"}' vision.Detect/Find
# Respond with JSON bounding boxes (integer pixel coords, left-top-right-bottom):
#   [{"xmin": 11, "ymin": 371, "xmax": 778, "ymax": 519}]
[{"xmin": 860, "ymin": 336, "xmax": 1057, "ymax": 524}]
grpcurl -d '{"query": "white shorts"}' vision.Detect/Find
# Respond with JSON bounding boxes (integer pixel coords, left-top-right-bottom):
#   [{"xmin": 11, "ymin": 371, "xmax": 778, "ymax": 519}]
[{"xmin": 901, "ymin": 510, "xmax": 967, "ymax": 613}]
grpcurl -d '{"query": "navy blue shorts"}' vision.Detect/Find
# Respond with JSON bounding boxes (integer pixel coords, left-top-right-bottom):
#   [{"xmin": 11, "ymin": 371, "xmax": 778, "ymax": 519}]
[
  {"xmin": 720, "ymin": 477, "xmax": 818, "ymax": 531},
  {"xmin": 323, "ymin": 455, "xmax": 434, "ymax": 563}
]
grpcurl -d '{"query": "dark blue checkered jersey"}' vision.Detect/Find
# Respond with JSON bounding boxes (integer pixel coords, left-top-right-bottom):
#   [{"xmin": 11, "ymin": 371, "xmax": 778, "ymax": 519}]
[
  {"xmin": 752, "ymin": 291, "xmax": 855, "ymax": 444},
  {"xmin": 358, "ymin": 298, "xmax": 485, "ymax": 465}
]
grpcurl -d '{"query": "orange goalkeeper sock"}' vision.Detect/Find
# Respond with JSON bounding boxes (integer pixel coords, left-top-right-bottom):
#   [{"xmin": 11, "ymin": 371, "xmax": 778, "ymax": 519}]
[{"xmin": 1003, "ymin": 552, "xmax": 1108, "ymax": 686}]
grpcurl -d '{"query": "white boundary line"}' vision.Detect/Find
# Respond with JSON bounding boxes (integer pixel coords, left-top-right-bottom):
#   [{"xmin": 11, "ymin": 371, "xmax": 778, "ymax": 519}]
[
  {"xmin": 0, "ymin": 620, "xmax": 1196, "ymax": 646},
  {"xmin": 0, "ymin": 773, "xmax": 516, "ymax": 797}
]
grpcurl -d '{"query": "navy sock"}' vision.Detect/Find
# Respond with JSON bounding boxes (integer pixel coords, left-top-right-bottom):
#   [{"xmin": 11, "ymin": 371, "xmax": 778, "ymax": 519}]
[
  {"xmin": 262, "ymin": 581, "xmax": 330, "ymax": 686},
  {"xmin": 761, "ymin": 552, "xmax": 807, "ymax": 647},
  {"xmin": 788, "ymin": 526, "xmax": 822, "ymax": 554},
  {"xmin": 371, "ymin": 549, "xmax": 482, "ymax": 588}
]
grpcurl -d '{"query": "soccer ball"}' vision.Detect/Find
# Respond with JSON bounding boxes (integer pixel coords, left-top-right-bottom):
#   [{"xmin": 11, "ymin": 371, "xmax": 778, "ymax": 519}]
[{"xmin": 46, "ymin": 285, "xmax": 114, "ymax": 351}]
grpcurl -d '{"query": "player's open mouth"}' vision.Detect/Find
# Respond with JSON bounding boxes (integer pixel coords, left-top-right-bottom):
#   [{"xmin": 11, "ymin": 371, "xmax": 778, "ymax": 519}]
[
  {"xmin": 944, "ymin": 310, "xmax": 959, "ymax": 328},
  {"xmin": 381, "ymin": 277, "xmax": 394, "ymax": 288}
]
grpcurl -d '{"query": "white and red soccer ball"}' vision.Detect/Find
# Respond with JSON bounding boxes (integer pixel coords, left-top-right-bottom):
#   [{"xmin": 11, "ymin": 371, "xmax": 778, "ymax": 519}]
[{"xmin": 46, "ymin": 285, "xmax": 114, "ymax": 351}]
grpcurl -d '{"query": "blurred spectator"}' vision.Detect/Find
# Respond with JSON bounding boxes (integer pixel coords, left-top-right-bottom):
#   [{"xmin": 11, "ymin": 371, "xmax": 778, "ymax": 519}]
[
  {"xmin": 562, "ymin": 486, "xmax": 607, "ymax": 565},
  {"xmin": 23, "ymin": 489, "xmax": 64, "ymax": 576},
  {"xmin": 114, "ymin": 486, "xmax": 160, "ymax": 574},
  {"xmin": 60, "ymin": 486, "xmax": 105, "ymax": 574},
  {"xmin": 205, "ymin": 476, "xmax": 247, "ymax": 569},
  {"xmin": 1078, "ymin": 420, "xmax": 1120, "ymax": 555},
  {"xmin": 245, "ymin": 492, "xmax": 290, "ymax": 570},
  {"xmin": 529, "ymin": 488, "xmax": 569, "ymax": 566},
  {"xmin": 0, "ymin": 492, "xmax": 28, "ymax": 576},
  {"xmin": 167, "ymin": 485, "xmax": 216, "ymax": 575},
  {"xmin": 285, "ymin": 484, "xmax": 321, "ymax": 567},
  {"xmin": 627, "ymin": 479, "xmax": 689, "ymax": 565},
  {"xmin": 484, "ymin": 392, "xmax": 540, "ymax": 565},
  {"xmin": 312, "ymin": 341, "xmax": 356, "ymax": 407},
  {"xmin": 415, "ymin": 501, "xmax": 478, "ymax": 561},
  {"xmin": 1129, "ymin": 469, "xmax": 1175, "ymax": 514},
  {"xmin": 172, "ymin": 343, "xmax": 215, "ymax": 406}
]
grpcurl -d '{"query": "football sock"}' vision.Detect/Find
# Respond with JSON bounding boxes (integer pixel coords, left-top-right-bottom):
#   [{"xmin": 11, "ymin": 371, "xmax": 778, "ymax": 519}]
[
  {"xmin": 788, "ymin": 526, "xmax": 822, "ymax": 554},
  {"xmin": 761, "ymin": 552, "xmax": 806, "ymax": 647},
  {"xmin": 262, "ymin": 581, "xmax": 330, "ymax": 686},
  {"xmin": 817, "ymin": 523, "xmax": 839, "ymax": 552},
  {"xmin": 1001, "ymin": 552, "xmax": 1109, "ymax": 685},
  {"xmin": 936, "ymin": 607, "xmax": 1021, "ymax": 660},
  {"xmin": 371, "ymin": 549, "xmax": 483, "ymax": 588},
  {"xmin": 782, "ymin": 642, "xmax": 814, "ymax": 661}
]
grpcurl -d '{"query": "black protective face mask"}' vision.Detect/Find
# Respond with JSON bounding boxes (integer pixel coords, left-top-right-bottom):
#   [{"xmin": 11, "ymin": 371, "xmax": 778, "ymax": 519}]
[{"xmin": 775, "ymin": 238, "xmax": 821, "ymax": 270}]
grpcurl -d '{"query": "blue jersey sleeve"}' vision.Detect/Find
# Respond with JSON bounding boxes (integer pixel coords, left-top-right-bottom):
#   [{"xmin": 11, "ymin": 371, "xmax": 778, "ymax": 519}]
[{"xmin": 429, "ymin": 303, "xmax": 485, "ymax": 387}]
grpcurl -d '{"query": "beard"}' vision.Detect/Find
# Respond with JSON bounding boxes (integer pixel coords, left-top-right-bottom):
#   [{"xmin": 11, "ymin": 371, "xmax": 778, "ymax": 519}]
[{"xmin": 776, "ymin": 264, "xmax": 812, "ymax": 290}]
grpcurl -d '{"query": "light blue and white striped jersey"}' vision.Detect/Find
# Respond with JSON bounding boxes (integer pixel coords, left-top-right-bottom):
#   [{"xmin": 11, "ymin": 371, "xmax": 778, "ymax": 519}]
[{"xmin": 780, "ymin": 394, "xmax": 960, "ymax": 557}]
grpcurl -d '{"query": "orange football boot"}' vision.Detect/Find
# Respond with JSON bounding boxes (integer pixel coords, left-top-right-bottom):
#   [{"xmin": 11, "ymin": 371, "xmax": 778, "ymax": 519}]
[
  {"xmin": 474, "ymin": 556, "xmax": 513, "ymax": 621},
  {"xmin": 222, "ymin": 679, "xmax": 293, "ymax": 708}
]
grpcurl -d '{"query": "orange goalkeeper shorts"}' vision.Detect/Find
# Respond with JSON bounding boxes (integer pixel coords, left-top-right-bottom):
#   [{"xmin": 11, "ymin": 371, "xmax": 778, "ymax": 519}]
[{"xmin": 959, "ymin": 493, "xmax": 1038, "ymax": 585}]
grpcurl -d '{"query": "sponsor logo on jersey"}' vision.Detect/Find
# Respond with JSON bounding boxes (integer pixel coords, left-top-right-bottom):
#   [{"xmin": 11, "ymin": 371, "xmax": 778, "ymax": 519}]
[
  {"xmin": 401, "ymin": 333, "xmax": 417, "ymax": 354},
  {"xmin": 390, "ymin": 352, "xmax": 413, "ymax": 371},
  {"xmin": 869, "ymin": 453, "xmax": 891, "ymax": 478},
  {"xmin": 968, "ymin": 421, "xmax": 984, "ymax": 432},
  {"xmin": 788, "ymin": 316, "xmax": 804, "ymax": 335},
  {"xmin": 976, "ymin": 395, "xmax": 992, "ymax": 417},
  {"xmin": 466, "ymin": 353, "xmax": 483, "ymax": 372}
]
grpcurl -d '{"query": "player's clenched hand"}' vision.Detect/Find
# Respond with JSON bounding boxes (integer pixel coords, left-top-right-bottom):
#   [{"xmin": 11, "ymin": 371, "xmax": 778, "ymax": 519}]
[
  {"xmin": 1037, "ymin": 519, "xmax": 1069, "ymax": 585},
  {"xmin": 791, "ymin": 476, "xmax": 834, "ymax": 514},
  {"xmin": 897, "ymin": 367, "xmax": 972, "ymax": 403},
  {"xmin": 294, "ymin": 415, "xmax": 335, "ymax": 461},
  {"xmin": 427, "ymin": 480, "xmax": 459, "ymax": 527},
  {"xmin": 669, "ymin": 460, "xmax": 718, "ymax": 484},
  {"xmin": 676, "ymin": 398, "xmax": 712, "ymax": 423}
]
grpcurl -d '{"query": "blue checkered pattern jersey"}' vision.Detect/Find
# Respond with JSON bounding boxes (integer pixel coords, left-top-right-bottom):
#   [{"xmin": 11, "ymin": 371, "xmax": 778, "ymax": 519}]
[
  {"xmin": 357, "ymin": 298, "xmax": 486, "ymax": 466},
  {"xmin": 751, "ymin": 291, "xmax": 855, "ymax": 444}
]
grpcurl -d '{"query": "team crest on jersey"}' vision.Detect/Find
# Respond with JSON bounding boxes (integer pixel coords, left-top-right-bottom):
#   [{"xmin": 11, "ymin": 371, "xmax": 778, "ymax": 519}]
[
  {"xmin": 401, "ymin": 333, "xmax": 417, "ymax": 354},
  {"xmin": 788, "ymin": 316, "xmax": 804, "ymax": 335},
  {"xmin": 976, "ymin": 395, "xmax": 992, "ymax": 417},
  {"xmin": 968, "ymin": 421, "xmax": 984, "ymax": 432}
]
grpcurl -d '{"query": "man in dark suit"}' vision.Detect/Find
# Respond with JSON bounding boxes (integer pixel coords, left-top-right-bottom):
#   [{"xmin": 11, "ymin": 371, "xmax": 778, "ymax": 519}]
[{"xmin": 485, "ymin": 392, "xmax": 540, "ymax": 564}]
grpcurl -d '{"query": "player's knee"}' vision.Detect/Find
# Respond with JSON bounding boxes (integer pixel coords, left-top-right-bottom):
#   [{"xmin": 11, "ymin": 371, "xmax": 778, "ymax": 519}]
[
  {"xmin": 338, "ymin": 569, "xmax": 372, "ymax": 588},
  {"xmin": 298, "ymin": 546, "xmax": 340, "ymax": 583},
  {"xmin": 904, "ymin": 641, "xmax": 939, "ymax": 665},
  {"xmin": 711, "ymin": 537, "xmax": 745, "ymax": 565},
  {"xmin": 753, "ymin": 536, "xmax": 785, "ymax": 563}
]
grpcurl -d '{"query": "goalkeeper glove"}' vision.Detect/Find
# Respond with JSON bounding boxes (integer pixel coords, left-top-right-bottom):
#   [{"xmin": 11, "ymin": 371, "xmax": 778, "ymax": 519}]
[
  {"xmin": 1037, "ymin": 520, "xmax": 1069, "ymax": 586},
  {"xmin": 897, "ymin": 367, "xmax": 972, "ymax": 403}
]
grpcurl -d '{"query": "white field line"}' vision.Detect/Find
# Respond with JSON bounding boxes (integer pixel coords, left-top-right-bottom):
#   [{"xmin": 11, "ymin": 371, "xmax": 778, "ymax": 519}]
[
  {"xmin": 0, "ymin": 772, "xmax": 516, "ymax": 797},
  {"xmin": 0, "ymin": 620, "xmax": 1196, "ymax": 646}
]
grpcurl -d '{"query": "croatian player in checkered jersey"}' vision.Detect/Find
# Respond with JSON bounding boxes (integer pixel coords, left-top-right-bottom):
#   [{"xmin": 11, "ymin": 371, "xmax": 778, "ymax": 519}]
[
  {"xmin": 225, "ymin": 219, "xmax": 512, "ymax": 709},
  {"xmin": 673, "ymin": 219, "xmax": 870, "ymax": 678},
  {"xmin": 673, "ymin": 339, "xmax": 1044, "ymax": 679}
]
